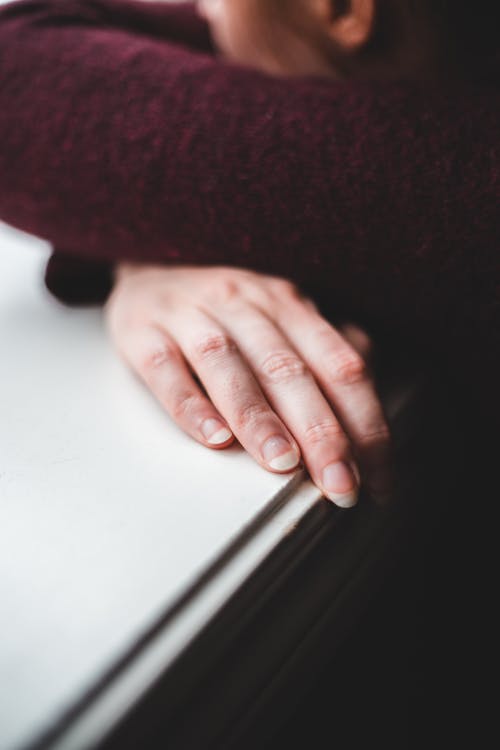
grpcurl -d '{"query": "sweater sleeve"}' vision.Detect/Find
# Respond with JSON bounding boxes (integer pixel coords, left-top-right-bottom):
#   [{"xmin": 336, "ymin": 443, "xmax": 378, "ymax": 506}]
[{"xmin": 0, "ymin": 1, "xmax": 498, "ymax": 371}]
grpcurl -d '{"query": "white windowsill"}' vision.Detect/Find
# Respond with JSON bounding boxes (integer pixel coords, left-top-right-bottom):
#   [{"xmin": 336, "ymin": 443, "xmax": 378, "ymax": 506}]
[{"xmin": 0, "ymin": 221, "xmax": 323, "ymax": 750}]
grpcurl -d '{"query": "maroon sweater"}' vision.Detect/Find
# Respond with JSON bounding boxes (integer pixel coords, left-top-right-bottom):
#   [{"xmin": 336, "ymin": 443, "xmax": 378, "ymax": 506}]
[{"xmin": 0, "ymin": 0, "xmax": 499, "ymax": 415}]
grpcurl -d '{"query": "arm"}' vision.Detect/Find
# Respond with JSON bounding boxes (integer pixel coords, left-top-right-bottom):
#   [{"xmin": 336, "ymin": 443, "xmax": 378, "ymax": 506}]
[
  {"xmin": 0, "ymin": 0, "xmax": 213, "ymax": 51},
  {"xmin": 105, "ymin": 263, "xmax": 393, "ymax": 507},
  {"xmin": 0, "ymin": 2, "xmax": 498, "ymax": 352}
]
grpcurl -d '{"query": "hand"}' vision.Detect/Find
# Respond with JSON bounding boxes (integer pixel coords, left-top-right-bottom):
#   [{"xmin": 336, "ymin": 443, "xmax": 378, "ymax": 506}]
[{"xmin": 105, "ymin": 264, "xmax": 391, "ymax": 508}]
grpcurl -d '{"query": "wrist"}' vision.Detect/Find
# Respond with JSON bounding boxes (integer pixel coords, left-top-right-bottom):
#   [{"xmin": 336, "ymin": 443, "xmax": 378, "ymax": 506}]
[{"xmin": 113, "ymin": 261, "xmax": 139, "ymax": 284}]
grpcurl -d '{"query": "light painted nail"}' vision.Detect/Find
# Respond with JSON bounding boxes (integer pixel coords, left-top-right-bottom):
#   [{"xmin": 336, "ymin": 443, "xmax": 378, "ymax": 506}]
[
  {"xmin": 322, "ymin": 461, "xmax": 359, "ymax": 508},
  {"xmin": 202, "ymin": 418, "xmax": 233, "ymax": 445},
  {"xmin": 262, "ymin": 436, "xmax": 300, "ymax": 472}
]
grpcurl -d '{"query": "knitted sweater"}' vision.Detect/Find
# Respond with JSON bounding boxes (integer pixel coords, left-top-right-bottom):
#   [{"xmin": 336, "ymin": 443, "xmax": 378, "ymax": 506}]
[{"xmin": 0, "ymin": 0, "xmax": 498, "ymax": 414}]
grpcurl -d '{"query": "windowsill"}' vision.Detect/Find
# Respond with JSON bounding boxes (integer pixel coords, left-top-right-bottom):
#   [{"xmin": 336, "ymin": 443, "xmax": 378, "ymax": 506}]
[
  {"xmin": 0, "ymin": 221, "xmax": 434, "ymax": 750},
  {"xmin": 0, "ymin": 222, "xmax": 323, "ymax": 749}
]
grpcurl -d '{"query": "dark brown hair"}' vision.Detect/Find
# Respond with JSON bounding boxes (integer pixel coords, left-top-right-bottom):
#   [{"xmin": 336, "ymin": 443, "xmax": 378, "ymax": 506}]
[
  {"xmin": 370, "ymin": 0, "xmax": 500, "ymax": 78},
  {"xmin": 277, "ymin": 0, "xmax": 500, "ymax": 79}
]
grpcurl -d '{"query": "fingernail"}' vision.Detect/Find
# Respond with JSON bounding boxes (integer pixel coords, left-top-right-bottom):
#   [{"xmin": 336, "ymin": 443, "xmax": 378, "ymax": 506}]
[
  {"xmin": 322, "ymin": 462, "xmax": 358, "ymax": 508},
  {"xmin": 201, "ymin": 418, "xmax": 233, "ymax": 446},
  {"xmin": 262, "ymin": 436, "xmax": 300, "ymax": 472}
]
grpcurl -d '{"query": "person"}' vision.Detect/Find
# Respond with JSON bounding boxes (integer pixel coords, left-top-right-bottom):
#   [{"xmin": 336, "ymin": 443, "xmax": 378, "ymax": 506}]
[
  {"xmin": 0, "ymin": 3, "xmax": 498, "ymax": 746},
  {"xmin": 0, "ymin": 0, "xmax": 498, "ymax": 510}
]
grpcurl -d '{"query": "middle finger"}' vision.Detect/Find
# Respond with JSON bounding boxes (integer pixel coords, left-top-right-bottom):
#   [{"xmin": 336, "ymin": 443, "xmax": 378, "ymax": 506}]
[{"xmin": 163, "ymin": 307, "xmax": 302, "ymax": 475}]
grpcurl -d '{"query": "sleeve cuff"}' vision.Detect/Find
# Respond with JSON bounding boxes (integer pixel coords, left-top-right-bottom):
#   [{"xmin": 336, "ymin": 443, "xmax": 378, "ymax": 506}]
[{"xmin": 44, "ymin": 251, "xmax": 114, "ymax": 306}]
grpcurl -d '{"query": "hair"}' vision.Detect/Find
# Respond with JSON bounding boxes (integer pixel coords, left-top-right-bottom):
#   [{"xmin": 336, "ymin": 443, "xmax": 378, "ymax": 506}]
[
  {"xmin": 379, "ymin": 0, "xmax": 500, "ymax": 77},
  {"xmin": 268, "ymin": 0, "xmax": 500, "ymax": 80}
]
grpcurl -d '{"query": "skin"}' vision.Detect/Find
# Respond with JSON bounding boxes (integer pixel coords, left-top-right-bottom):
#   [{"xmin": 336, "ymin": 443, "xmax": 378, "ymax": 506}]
[
  {"xmin": 107, "ymin": 265, "xmax": 392, "ymax": 508},
  {"xmin": 197, "ymin": 0, "xmax": 333, "ymax": 77},
  {"xmin": 197, "ymin": 0, "xmax": 376, "ymax": 78},
  {"xmin": 106, "ymin": 0, "xmax": 393, "ymax": 508}
]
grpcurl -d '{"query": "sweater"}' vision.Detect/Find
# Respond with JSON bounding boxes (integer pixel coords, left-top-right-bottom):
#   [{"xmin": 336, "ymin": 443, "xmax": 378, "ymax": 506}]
[{"xmin": 0, "ymin": 0, "xmax": 499, "ymax": 415}]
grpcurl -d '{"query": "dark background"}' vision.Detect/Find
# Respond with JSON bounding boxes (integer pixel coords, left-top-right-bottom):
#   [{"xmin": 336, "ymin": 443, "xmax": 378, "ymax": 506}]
[{"xmin": 268, "ymin": 392, "xmax": 493, "ymax": 750}]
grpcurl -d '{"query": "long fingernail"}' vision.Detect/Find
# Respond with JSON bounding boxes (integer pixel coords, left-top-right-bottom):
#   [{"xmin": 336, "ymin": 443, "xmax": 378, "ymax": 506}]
[
  {"xmin": 201, "ymin": 418, "xmax": 233, "ymax": 446},
  {"xmin": 322, "ymin": 462, "xmax": 358, "ymax": 508},
  {"xmin": 262, "ymin": 436, "xmax": 300, "ymax": 472}
]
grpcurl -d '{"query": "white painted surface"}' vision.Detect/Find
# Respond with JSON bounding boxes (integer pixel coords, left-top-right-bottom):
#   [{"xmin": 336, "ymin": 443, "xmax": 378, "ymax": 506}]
[
  {"xmin": 0, "ymin": 222, "xmax": 303, "ymax": 750},
  {"xmin": 51, "ymin": 477, "xmax": 322, "ymax": 750}
]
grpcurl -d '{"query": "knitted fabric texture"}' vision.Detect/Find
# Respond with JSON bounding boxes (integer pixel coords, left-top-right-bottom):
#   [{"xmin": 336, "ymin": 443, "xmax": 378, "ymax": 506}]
[{"xmin": 0, "ymin": 0, "xmax": 499, "ymax": 414}]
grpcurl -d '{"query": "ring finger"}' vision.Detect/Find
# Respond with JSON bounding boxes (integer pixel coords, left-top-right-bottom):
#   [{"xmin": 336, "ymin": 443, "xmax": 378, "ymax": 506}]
[
  {"xmin": 278, "ymin": 301, "xmax": 392, "ymax": 500},
  {"xmin": 211, "ymin": 303, "xmax": 360, "ymax": 508}
]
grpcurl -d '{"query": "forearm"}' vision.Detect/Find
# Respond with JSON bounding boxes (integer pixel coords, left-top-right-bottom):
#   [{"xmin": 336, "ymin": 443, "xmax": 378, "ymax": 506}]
[
  {"xmin": 0, "ymin": 0, "xmax": 217, "ymax": 265},
  {"xmin": 1, "ymin": 0, "xmax": 499, "ymax": 349},
  {"xmin": 0, "ymin": 1, "xmax": 212, "ymax": 50}
]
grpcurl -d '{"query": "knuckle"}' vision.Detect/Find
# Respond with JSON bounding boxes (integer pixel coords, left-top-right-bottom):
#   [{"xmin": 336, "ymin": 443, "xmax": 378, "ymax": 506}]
[
  {"xmin": 329, "ymin": 351, "xmax": 367, "ymax": 386},
  {"xmin": 259, "ymin": 350, "xmax": 308, "ymax": 385},
  {"xmin": 193, "ymin": 332, "xmax": 237, "ymax": 361},
  {"xmin": 233, "ymin": 400, "xmax": 270, "ymax": 432},
  {"xmin": 310, "ymin": 324, "xmax": 340, "ymax": 349},
  {"xmin": 216, "ymin": 278, "xmax": 241, "ymax": 303},
  {"xmin": 358, "ymin": 426, "xmax": 392, "ymax": 450},
  {"xmin": 303, "ymin": 419, "xmax": 345, "ymax": 446},
  {"xmin": 171, "ymin": 391, "xmax": 200, "ymax": 421},
  {"xmin": 313, "ymin": 323, "xmax": 337, "ymax": 341},
  {"xmin": 142, "ymin": 341, "xmax": 177, "ymax": 375}
]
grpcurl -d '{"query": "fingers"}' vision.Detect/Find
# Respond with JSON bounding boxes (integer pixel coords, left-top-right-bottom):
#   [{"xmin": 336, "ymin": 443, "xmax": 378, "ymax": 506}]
[
  {"xmin": 163, "ymin": 307, "xmax": 302, "ymax": 475},
  {"xmin": 215, "ymin": 304, "xmax": 360, "ymax": 507},
  {"xmin": 278, "ymin": 301, "xmax": 392, "ymax": 500},
  {"xmin": 105, "ymin": 265, "xmax": 390, "ymax": 508},
  {"xmin": 114, "ymin": 323, "xmax": 235, "ymax": 449}
]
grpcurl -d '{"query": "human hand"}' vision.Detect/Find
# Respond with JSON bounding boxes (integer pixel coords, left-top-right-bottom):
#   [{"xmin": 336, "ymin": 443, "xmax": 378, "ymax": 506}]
[{"xmin": 105, "ymin": 264, "xmax": 391, "ymax": 508}]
